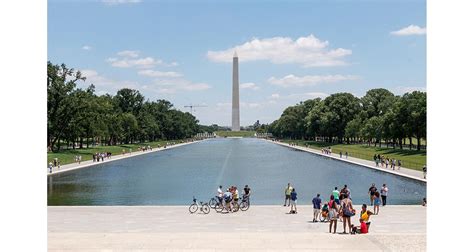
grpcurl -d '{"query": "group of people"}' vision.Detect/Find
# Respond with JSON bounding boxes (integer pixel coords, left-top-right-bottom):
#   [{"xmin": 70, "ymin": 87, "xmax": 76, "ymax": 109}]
[
  {"xmin": 368, "ymin": 183, "xmax": 389, "ymax": 214},
  {"xmin": 74, "ymin": 155, "xmax": 82, "ymax": 164},
  {"xmin": 92, "ymin": 152, "xmax": 111, "ymax": 162},
  {"xmin": 373, "ymin": 154, "xmax": 402, "ymax": 170},
  {"xmin": 283, "ymin": 182, "xmax": 392, "ymax": 235},
  {"xmin": 321, "ymin": 147, "xmax": 332, "ymax": 155},
  {"xmin": 288, "ymin": 142, "xmax": 298, "ymax": 146},
  {"xmin": 48, "ymin": 158, "xmax": 61, "ymax": 173},
  {"xmin": 217, "ymin": 185, "xmax": 251, "ymax": 212}
]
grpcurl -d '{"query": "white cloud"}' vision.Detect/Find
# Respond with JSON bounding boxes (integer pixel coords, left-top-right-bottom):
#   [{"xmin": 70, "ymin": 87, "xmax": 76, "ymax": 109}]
[
  {"xmin": 268, "ymin": 74, "xmax": 358, "ymax": 87},
  {"xmin": 138, "ymin": 69, "xmax": 182, "ymax": 78},
  {"xmin": 80, "ymin": 69, "xmax": 141, "ymax": 92},
  {"xmin": 152, "ymin": 78, "xmax": 211, "ymax": 94},
  {"xmin": 107, "ymin": 51, "xmax": 178, "ymax": 68},
  {"xmin": 270, "ymin": 93, "xmax": 280, "ymax": 99},
  {"xmin": 207, "ymin": 34, "xmax": 352, "ymax": 67},
  {"xmin": 240, "ymin": 82, "xmax": 260, "ymax": 90},
  {"xmin": 82, "ymin": 45, "xmax": 92, "ymax": 50},
  {"xmin": 102, "ymin": 0, "xmax": 142, "ymax": 5},
  {"xmin": 390, "ymin": 25, "xmax": 426, "ymax": 36},
  {"xmin": 117, "ymin": 50, "xmax": 139, "ymax": 58}
]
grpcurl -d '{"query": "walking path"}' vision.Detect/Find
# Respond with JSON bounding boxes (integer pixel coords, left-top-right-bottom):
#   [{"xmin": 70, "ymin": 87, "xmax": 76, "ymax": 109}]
[
  {"xmin": 47, "ymin": 140, "xmax": 203, "ymax": 176},
  {"xmin": 265, "ymin": 139, "xmax": 426, "ymax": 182},
  {"xmin": 48, "ymin": 205, "xmax": 426, "ymax": 251}
]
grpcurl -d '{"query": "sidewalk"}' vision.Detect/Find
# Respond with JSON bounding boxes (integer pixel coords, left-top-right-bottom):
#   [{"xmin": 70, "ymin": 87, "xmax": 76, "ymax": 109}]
[
  {"xmin": 266, "ymin": 140, "xmax": 426, "ymax": 182},
  {"xmin": 47, "ymin": 140, "xmax": 203, "ymax": 176},
  {"xmin": 48, "ymin": 205, "xmax": 426, "ymax": 251}
]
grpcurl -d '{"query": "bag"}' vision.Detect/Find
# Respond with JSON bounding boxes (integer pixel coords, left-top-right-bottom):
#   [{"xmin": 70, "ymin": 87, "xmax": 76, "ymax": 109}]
[{"xmin": 343, "ymin": 202, "xmax": 355, "ymax": 217}]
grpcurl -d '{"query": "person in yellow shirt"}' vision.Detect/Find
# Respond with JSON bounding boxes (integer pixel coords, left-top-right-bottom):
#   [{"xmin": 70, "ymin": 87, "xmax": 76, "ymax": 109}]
[
  {"xmin": 359, "ymin": 204, "xmax": 373, "ymax": 231},
  {"xmin": 284, "ymin": 183, "xmax": 293, "ymax": 207}
]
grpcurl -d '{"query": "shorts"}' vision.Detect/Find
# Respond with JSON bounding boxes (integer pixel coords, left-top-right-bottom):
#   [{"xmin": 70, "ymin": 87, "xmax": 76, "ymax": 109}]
[
  {"xmin": 335, "ymin": 199, "xmax": 340, "ymax": 205},
  {"xmin": 313, "ymin": 209, "xmax": 320, "ymax": 216},
  {"xmin": 286, "ymin": 195, "xmax": 291, "ymax": 200},
  {"xmin": 290, "ymin": 200, "xmax": 297, "ymax": 206}
]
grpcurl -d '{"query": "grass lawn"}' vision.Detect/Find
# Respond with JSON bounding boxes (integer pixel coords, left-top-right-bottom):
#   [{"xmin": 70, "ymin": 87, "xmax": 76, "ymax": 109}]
[
  {"xmin": 216, "ymin": 131, "xmax": 256, "ymax": 137},
  {"xmin": 47, "ymin": 140, "xmax": 183, "ymax": 166},
  {"xmin": 281, "ymin": 139, "xmax": 426, "ymax": 171}
]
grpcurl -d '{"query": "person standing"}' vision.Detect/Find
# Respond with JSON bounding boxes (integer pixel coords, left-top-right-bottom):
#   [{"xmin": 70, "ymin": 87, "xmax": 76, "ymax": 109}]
[
  {"xmin": 289, "ymin": 188, "xmax": 297, "ymax": 214},
  {"xmin": 328, "ymin": 201, "xmax": 338, "ymax": 234},
  {"xmin": 397, "ymin": 160, "xmax": 402, "ymax": 170},
  {"xmin": 368, "ymin": 184, "xmax": 377, "ymax": 206},
  {"xmin": 345, "ymin": 152, "xmax": 348, "ymax": 159},
  {"xmin": 312, "ymin": 193, "xmax": 322, "ymax": 222},
  {"xmin": 332, "ymin": 187, "xmax": 340, "ymax": 205},
  {"xmin": 340, "ymin": 194, "xmax": 355, "ymax": 234},
  {"xmin": 243, "ymin": 185, "xmax": 251, "ymax": 204},
  {"xmin": 48, "ymin": 162, "xmax": 53, "ymax": 173},
  {"xmin": 284, "ymin": 183, "xmax": 293, "ymax": 207},
  {"xmin": 423, "ymin": 165, "xmax": 427, "ymax": 179},
  {"xmin": 381, "ymin": 184, "xmax": 388, "ymax": 206},
  {"xmin": 78, "ymin": 155, "xmax": 82, "ymax": 164}
]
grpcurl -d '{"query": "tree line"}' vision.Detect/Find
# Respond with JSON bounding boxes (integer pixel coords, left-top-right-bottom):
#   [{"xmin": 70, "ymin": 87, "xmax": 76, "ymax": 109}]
[
  {"xmin": 47, "ymin": 62, "xmax": 200, "ymax": 152},
  {"xmin": 267, "ymin": 88, "xmax": 426, "ymax": 150}
]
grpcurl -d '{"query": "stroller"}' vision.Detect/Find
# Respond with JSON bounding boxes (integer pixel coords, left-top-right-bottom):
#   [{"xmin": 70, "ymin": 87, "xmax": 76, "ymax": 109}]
[{"xmin": 319, "ymin": 203, "xmax": 330, "ymax": 222}]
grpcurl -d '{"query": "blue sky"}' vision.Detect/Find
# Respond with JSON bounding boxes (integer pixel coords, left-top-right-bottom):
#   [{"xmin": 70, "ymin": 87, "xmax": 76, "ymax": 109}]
[{"xmin": 48, "ymin": 0, "xmax": 426, "ymax": 126}]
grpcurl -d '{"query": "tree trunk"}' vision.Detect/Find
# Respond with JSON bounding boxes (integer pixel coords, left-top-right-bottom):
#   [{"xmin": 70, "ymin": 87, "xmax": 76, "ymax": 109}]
[
  {"xmin": 409, "ymin": 137, "xmax": 412, "ymax": 150},
  {"xmin": 80, "ymin": 137, "xmax": 83, "ymax": 149},
  {"xmin": 399, "ymin": 138, "xmax": 403, "ymax": 149},
  {"xmin": 86, "ymin": 137, "xmax": 89, "ymax": 149},
  {"xmin": 417, "ymin": 136, "xmax": 421, "ymax": 151}
]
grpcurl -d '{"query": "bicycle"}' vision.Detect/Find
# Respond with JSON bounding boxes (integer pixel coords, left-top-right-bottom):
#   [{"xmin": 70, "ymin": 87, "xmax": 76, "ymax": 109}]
[
  {"xmin": 209, "ymin": 196, "xmax": 222, "ymax": 209},
  {"xmin": 239, "ymin": 196, "xmax": 250, "ymax": 211},
  {"xmin": 189, "ymin": 196, "xmax": 210, "ymax": 214}
]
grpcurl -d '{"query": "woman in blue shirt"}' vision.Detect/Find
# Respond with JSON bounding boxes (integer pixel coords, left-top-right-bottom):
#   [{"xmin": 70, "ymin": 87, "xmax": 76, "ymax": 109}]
[{"xmin": 290, "ymin": 188, "xmax": 298, "ymax": 214}]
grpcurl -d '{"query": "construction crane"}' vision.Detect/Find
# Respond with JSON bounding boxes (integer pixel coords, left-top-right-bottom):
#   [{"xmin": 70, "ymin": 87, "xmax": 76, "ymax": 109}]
[{"xmin": 184, "ymin": 104, "xmax": 207, "ymax": 114}]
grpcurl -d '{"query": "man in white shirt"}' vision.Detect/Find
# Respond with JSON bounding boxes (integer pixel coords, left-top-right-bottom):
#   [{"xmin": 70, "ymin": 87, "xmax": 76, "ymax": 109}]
[{"xmin": 381, "ymin": 184, "xmax": 389, "ymax": 206}]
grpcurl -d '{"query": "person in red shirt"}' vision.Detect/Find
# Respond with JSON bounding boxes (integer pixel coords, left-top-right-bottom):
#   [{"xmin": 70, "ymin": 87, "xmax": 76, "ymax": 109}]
[{"xmin": 351, "ymin": 219, "xmax": 369, "ymax": 234}]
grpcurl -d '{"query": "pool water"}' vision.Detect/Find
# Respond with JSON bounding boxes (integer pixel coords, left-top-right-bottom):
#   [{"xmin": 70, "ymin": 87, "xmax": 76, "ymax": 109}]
[{"xmin": 48, "ymin": 138, "xmax": 426, "ymax": 205}]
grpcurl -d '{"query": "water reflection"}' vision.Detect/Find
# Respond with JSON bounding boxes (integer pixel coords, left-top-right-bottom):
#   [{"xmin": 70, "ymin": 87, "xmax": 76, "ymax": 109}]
[{"xmin": 48, "ymin": 138, "xmax": 426, "ymax": 206}]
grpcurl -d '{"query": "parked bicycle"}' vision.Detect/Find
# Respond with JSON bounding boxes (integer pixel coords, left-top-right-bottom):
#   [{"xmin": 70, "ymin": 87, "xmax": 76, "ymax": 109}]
[
  {"xmin": 239, "ymin": 196, "xmax": 250, "ymax": 211},
  {"xmin": 189, "ymin": 196, "xmax": 210, "ymax": 214}
]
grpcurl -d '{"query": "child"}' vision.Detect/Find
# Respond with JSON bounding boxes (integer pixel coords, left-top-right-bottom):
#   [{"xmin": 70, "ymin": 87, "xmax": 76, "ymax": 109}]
[
  {"xmin": 321, "ymin": 202, "xmax": 329, "ymax": 222},
  {"xmin": 328, "ymin": 201, "xmax": 338, "ymax": 234}
]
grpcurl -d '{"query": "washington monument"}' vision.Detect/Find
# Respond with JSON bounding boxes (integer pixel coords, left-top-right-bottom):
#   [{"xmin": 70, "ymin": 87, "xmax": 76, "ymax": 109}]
[{"xmin": 232, "ymin": 51, "xmax": 240, "ymax": 131}]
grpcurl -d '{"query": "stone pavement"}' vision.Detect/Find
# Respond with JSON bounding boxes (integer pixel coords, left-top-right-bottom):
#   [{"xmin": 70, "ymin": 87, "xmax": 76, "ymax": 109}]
[
  {"xmin": 48, "ymin": 205, "xmax": 426, "ymax": 251},
  {"xmin": 266, "ymin": 140, "xmax": 426, "ymax": 182},
  {"xmin": 47, "ymin": 140, "xmax": 202, "ymax": 176}
]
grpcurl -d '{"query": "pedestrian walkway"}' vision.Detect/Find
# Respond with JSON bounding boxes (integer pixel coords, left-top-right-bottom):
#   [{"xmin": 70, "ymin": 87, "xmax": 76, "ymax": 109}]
[
  {"xmin": 266, "ymin": 140, "xmax": 426, "ymax": 182},
  {"xmin": 48, "ymin": 205, "xmax": 426, "ymax": 251},
  {"xmin": 47, "ymin": 140, "xmax": 203, "ymax": 176}
]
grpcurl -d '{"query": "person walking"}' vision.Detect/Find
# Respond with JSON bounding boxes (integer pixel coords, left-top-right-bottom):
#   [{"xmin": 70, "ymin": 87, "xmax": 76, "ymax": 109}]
[
  {"xmin": 381, "ymin": 184, "xmax": 388, "ymax": 206},
  {"xmin": 312, "ymin": 193, "xmax": 322, "ymax": 222},
  {"xmin": 48, "ymin": 162, "xmax": 53, "ymax": 173},
  {"xmin": 423, "ymin": 165, "xmax": 427, "ymax": 179},
  {"xmin": 284, "ymin": 183, "xmax": 293, "ymax": 207},
  {"xmin": 368, "ymin": 184, "xmax": 377, "ymax": 206},
  {"xmin": 289, "ymin": 188, "xmax": 298, "ymax": 214},
  {"xmin": 373, "ymin": 191, "xmax": 381, "ymax": 215}
]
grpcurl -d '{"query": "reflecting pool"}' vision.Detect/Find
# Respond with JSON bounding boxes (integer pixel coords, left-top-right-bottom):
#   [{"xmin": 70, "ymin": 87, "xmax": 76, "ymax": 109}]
[{"xmin": 48, "ymin": 138, "xmax": 426, "ymax": 205}]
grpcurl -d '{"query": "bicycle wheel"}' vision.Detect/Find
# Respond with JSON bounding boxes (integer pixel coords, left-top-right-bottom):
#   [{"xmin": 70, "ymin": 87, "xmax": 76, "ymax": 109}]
[
  {"xmin": 215, "ymin": 203, "xmax": 224, "ymax": 213},
  {"xmin": 189, "ymin": 203, "xmax": 198, "ymax": 214},
  {"xmin": 232, "ymin": 201, "xmax": 240, "ymax": 212},
  {"xmin": 202, "ymin": 204, "xmax": 210, "ymax": 214},
  {"xmin": 239, "ymin": 201, "xmax": 249, "ymax": 211},
  {"xmin": 209, "ymin": 198, "xmax": 217, "ymax": 209}
]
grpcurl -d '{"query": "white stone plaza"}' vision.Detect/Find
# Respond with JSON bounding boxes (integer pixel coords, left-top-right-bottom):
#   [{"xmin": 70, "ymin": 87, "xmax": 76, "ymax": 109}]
[{"xmin": 48, "ymin": 205, "xmax": 426, "ymax": 251}]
